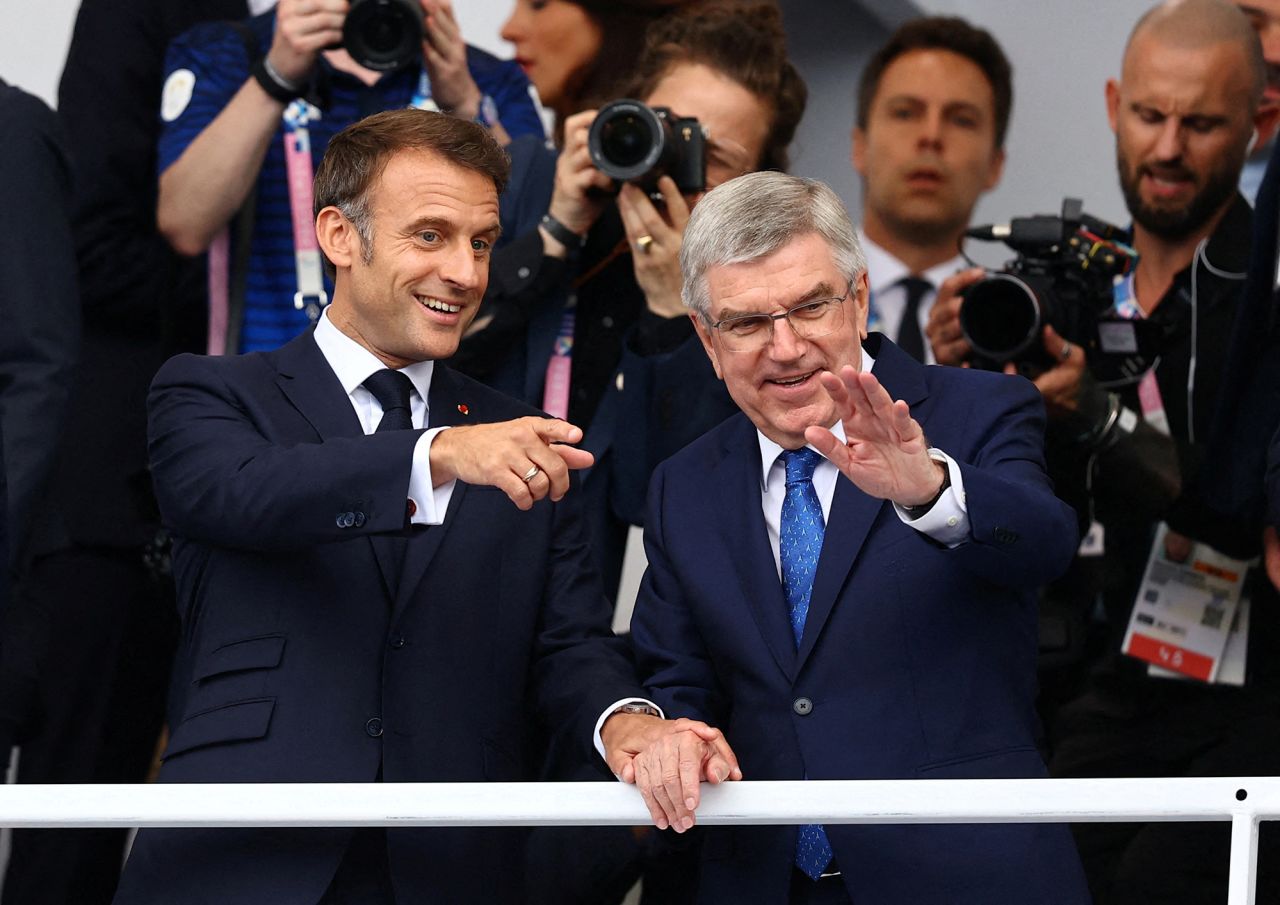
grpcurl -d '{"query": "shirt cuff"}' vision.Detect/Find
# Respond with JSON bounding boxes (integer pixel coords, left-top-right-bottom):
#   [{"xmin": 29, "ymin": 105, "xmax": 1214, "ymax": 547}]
[
  {"xmin": 892, "ymin": 449, "xmax": 970, "ymax": 548},
  {"xmin": 593, "ymin": 697, "xmax": 665, "ymax": 771},
  {"xmin": 407, "ymin": 427, "xmax": 456, "ymax": 526}
]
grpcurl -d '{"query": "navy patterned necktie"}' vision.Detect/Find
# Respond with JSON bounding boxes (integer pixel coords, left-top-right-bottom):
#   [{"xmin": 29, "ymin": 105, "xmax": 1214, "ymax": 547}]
[
  {"xmin": 896, "ymin": 276, "xmax": 931, "ymax": 362},
  {"xmin": 779, "ymin": 447, "xmax": 834, "ymax": 881},
  {"xmin": 363, "ymin": 369, "xmax": 415, "ymax": 432}
]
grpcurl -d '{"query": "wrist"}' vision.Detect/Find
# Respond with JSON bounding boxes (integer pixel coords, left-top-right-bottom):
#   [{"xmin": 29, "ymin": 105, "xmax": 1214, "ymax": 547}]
[
  {"xmin": 540, "ymin": 212, "xmax": 587, "ymax": 253},
  {"xmin": 900, "ymin": 456, "xmax": 950, "ymax": 513},
  {"xmin": 253, "ymin": 54, "xmax": 307, "ymax": 104}
]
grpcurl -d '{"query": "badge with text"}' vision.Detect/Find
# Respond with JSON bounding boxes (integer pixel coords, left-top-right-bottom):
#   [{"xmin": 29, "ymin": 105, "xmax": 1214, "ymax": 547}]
[{"xmin": 1121, "ymin": 523, "xmax": 1251, "ymax": 682}]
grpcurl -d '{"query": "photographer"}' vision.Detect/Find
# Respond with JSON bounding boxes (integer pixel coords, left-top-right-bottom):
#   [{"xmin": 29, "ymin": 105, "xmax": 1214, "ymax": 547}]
[
  {"xmin": 933, "ymin": 3, "xmax": 1280, "ymax": 901},
  {"xmin": 451, "ymin": 0, "xmax": 807, "ymax": 600},
  {"xmin": 156, "ymin": 0, "xmax": 544, "ymax": 354}
]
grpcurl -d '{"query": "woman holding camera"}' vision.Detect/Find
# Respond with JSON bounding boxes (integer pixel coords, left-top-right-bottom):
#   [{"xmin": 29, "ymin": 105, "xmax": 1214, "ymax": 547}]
[{"xmin": 452, "ymin": 0, "xmax": 806, "ymax": 600}]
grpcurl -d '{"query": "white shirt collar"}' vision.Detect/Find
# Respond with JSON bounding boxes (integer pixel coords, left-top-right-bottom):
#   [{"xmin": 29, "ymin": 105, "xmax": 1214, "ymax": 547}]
[
  {"xmin": 752, "ymin": 352, "xmax": 875, "ymax": 490},
  {"xmin": 312, "ymin": 308, "xmax": 435, "ymax": 405},
  {"xmin": 858, "ymin": 230, "xmax": 967, "ymax": 295}
]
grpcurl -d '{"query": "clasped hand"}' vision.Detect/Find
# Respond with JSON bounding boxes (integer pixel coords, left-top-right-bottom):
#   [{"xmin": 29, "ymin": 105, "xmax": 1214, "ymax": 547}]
[{"xmin": 602, "ymin": 713, "xmax": 742, "ymax": 832}]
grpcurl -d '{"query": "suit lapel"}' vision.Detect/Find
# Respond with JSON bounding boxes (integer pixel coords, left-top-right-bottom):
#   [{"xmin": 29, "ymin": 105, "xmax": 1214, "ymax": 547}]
[
  {"xmin": 272, "ymin": 331, "xmax": 403, "ymax": 599},
  {"xmin": 795, "ymin": 336, "xmax": 931, "ymax": 671},
  {"xmin": 715, "ymin": 417, "xmax": 797, "ymax": 681},
  {"xmin": 393, "ymin": 364, "xmax": 475, "ymax": 617}
]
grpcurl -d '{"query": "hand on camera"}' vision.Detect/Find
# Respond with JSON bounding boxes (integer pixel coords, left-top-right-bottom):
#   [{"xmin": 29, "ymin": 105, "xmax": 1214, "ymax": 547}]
[
  {"xmin": 269, "ymin": 0, "xmax": 349, "ymax": 85},
  {"xmin": 419, "ymin": 0, "xmax": 483, "ymax": 118},
  {"xmin": 926, "ymin": 267, "xmax": 984, "ymax": 366},
  {"xmin": 1004, "ymin": 324, "xmax": 1086, "ymax": 420},
  {"xmin": 543, "ymin": 109, "xmax": 614, "ymax": 249},
  {"xmin": 617, "ymin": 177, "xmax": 689, "ymax": 319}
]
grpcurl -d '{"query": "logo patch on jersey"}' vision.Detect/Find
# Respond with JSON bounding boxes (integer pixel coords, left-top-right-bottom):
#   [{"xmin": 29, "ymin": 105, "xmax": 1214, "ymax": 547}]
[{"xmin": 161, "ymin": 69, "xmax": 196, "ymax": 123}]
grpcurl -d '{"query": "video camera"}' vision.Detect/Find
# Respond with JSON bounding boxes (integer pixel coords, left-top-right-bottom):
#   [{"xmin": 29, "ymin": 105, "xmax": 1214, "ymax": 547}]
[
  {"xmin": 587, "ymin": 99, "xmax": 706, "ymax": 194},
  {"xmin": 344, "ymin": 0, "xmax": 422, "ymax": 72},
  {"xmin": 960, "ymin": 199, "xmax": 1157, "ymax": 375}
]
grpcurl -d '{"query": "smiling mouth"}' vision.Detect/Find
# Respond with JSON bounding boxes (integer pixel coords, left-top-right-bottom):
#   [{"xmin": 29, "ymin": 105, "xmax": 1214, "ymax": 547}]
[
  {"xmin": 767, "ymin": 370, "xmax": 818, "ymax": 388},
  {"xmin": 417, "ymin": 296, "xmax": 463, "ymax": 315}
]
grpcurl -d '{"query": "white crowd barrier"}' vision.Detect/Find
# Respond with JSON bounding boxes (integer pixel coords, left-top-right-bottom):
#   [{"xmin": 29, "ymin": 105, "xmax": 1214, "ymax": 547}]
[{"xmin": 0, "ymin": 777, "xmax": 1274, "ymax": 904}]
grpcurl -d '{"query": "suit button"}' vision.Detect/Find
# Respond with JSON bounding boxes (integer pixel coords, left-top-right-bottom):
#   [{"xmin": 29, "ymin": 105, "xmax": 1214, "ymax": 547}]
[
  {"xmin": 353, "ymin": 511, "xmax": 367, "ymax": 528},
  {"xmin": 336, "ymin": 512, "xmax": 348, "ymax": 528},
  {"xmin": 793, "ymin": 697, "xmax": 813, "ymax": 716},
  {"xmin": 389, "ymin": 634, "xmax": 406, "ymax": 649},
  {"xmin": 365, "ymin": 718, "xmax": 383, "ymax": 738}
]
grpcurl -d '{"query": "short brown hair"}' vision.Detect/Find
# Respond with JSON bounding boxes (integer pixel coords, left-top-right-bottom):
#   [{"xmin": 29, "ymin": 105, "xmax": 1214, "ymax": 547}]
[
  {"xmin": 313, "ymin": 109, "xmax": 510, "ymax": 260},
  {"xmin": 626, "ymin": 0, "xmax": 807, "ymax": 173},
  {"xmin": 857, "ymin": 16, "xmax": 1013, "ymax": 149}
]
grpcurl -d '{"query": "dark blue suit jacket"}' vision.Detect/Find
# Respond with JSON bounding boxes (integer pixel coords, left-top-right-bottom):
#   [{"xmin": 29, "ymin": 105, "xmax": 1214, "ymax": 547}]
[
  {"xmin": 114, "ymin": 331, "xmax": 641, "ymax": 904},
  {"xmin": 631, "ymin": 336, "xmax": 1090, "ymax": 904}
]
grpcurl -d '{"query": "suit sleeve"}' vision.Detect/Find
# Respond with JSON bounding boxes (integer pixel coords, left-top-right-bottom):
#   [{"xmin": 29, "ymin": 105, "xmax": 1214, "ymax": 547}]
[
  {"xmin": 148, "ymin": 354, "xmax": 422, "ymax": 551},
  {"xmin": 626, "ymin": 463, "xmax": 728, "ymax": 724},
  {"xmin": 0, "ymin": 89, "xmax": 80, "ymax": 563},
  {"xmin": 942, "ymin": 374, "xmax": 1080, "ymax": 589}
]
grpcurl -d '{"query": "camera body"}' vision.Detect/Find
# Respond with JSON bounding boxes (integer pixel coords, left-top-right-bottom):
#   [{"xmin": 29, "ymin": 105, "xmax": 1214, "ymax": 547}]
[
  {"xmin": 587, "ymin": 99, "xmax": 706, "ymax": 194},
  {"xmin": 343, "ymin": 0, "xmax": 423, "ymax": 72},
  {"xmin": 959, "ymin": 199, "xmax": 1154, "ymax": 374}
]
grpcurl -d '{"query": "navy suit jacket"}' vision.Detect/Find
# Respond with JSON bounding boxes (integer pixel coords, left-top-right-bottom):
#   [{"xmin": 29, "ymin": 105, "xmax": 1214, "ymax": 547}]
[
  {"xmin": 114, "ymin": 331, "xmax": 641, "ymax": 904},
  {"xmin": 631, "ymin": 336, "xmax": 1090, "ymax": 904}
]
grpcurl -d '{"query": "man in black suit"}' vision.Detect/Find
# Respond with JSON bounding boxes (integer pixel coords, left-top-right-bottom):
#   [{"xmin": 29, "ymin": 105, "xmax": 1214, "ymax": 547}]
[{"xmin": 114, "ymin": 108, "xmax": 727, "ymax": 905}]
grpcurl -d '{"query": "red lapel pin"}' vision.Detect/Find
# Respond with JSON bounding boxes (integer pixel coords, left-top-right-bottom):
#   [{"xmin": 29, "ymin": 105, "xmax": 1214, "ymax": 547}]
[{"xmin": 457, "ymin": 403, "xmax": 469, "ymax": 415}]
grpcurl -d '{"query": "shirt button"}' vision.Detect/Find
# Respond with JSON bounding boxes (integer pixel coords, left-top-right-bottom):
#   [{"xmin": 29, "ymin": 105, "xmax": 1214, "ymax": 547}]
[
  {"xmin": 517, "ymin": 266, "xmax": 531, "ymax": 280},
  {"xmin": 389, "ymin": 634, "xmax": 407, "ymax": 649},
  {"xmin": 601, "ymin": 316, "xmax": 614, "ymax": 328},
  {"xmin": 793, "ymin": 697, "xmax": 813, "ymax": 716},
  {"xmin": 947, "ymin": 516, "xmax": 958, "ymax": 527},
  {"xmin": 365, "ymin": 717, "xmax": 383, "ymax": 738}
]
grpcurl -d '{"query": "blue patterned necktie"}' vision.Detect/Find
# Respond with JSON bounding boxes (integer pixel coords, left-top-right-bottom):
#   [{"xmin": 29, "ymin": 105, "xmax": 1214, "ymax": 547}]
[{"xmin": 779, "ymin": 447, "xmax": 834, "ymax": 881}]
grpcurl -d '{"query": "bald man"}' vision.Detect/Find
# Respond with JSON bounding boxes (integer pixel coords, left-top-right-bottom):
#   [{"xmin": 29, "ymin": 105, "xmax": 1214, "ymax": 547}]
[{"xmin": 1044, "ymin": 3, "xmax": 1280, "ymax": 903}]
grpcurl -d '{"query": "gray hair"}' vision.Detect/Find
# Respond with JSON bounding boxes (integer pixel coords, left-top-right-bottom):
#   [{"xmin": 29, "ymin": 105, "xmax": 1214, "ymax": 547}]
[{"xmin": 680, "ymin": 172, "xmax": 866, "ymax": 320}]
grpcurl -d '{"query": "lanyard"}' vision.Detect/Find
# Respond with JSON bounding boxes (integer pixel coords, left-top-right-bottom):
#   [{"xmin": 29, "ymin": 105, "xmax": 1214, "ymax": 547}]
[
  {"xmin": 1112, "ymin": 273, "xmax": 1170, "ymax": 435},
  {"xmin": 282, "ymin": 99, "xmax": 328, "ymax": 322}
]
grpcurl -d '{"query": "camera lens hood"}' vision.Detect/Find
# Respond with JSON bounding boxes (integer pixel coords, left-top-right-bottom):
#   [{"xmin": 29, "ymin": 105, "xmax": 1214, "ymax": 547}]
[
  {"xmin": 588, "ymin": 100, "xmax": 668, "ymax": 183},
  {"xmin": 344, "ymin": 0, "xmax": 423, "ymax": 72},
  {"xmin": 959, "ymin": 273, "xmax": 1044, "ymax": 363}
]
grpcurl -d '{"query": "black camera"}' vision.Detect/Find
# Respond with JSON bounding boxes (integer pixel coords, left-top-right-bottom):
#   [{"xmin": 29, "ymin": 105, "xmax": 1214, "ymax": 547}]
[
  {"xmin": 960, "ymin": 199, "xmax": 1156, "ymax": 374},
  {"xmin": 344, "ymin": 0, "xmax": 423, "ymax": 72},
  {"xmin": 587, "ymin": 99, "xmax": 706, "ymax": 194}
]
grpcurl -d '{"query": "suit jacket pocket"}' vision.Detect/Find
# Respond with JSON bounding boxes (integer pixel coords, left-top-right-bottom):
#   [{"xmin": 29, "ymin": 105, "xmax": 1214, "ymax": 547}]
[
  {"xmin": 193, "ymin": 634, "xmax": 286, "ymax": 682},
  {"xmin": 915, "ymin": 744, "xmax": 1044, "ymax": 778},
  {"xmin": 163, "ymin": 698, "xmax": 276, "ymax": 760}
]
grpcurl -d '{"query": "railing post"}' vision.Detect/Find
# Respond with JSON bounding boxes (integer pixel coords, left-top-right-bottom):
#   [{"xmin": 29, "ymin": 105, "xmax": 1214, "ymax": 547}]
[{"xmin": 1227, "ymin": 809, "xmax": 1259, "ymax": 905}]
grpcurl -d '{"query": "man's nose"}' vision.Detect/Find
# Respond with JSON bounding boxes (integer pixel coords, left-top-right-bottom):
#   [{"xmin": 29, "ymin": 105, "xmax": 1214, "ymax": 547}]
[
  {"xmin": 439, "ymin": 241, "xmax": 482, "ymax": 291},
  {"xmin": 1152, "ymin": 118, "xmax": 1185, "ymax": 162},
  {"xmin": 916, "ymin": 109, "xmax": 944, "ymax": 150},
  {"xmin": 767, "ymin": 316, "xmax": 808, "ymax": 359}
]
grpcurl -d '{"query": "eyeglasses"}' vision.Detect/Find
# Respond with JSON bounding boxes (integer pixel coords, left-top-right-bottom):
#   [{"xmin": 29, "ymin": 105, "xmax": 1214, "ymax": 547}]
[{"xmin": 706, "ymin": 283, "xmax": 852, "ymax": 352}]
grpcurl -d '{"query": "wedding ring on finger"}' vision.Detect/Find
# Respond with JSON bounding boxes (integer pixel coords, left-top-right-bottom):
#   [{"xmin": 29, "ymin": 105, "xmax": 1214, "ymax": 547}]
[
  {"xmin": 636, "ymin": 235, "xmax": 654, "ymax": 255},
  {"xmin": 521, "ymin": 464, "xmax": 541, "ymax": 484}
]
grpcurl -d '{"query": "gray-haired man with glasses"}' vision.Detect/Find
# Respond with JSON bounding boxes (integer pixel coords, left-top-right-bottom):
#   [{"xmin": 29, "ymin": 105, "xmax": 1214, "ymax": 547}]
[{"xmin": 615, "ymin": 171, "xmax": 1089, "ymax": 904}]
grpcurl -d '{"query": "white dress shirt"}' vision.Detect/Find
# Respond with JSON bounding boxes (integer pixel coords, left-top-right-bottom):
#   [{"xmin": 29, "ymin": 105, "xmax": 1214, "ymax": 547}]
[
  {"xmin": 312, "ymin": 309, "xmax": 455, "ymax": 525},
  {"xmin": 755, "ymin": 354, "xmax": 972, "ymax": 558},
  {"xmin": 859, "ymin": 231, "xmax": 966, "ymax": 366}
]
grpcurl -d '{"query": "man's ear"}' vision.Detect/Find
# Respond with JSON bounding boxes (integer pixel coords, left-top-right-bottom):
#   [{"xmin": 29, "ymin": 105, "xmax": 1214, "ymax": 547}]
[
  {"xmin": 316, "ymin": 206, "xmax": 357, "ymax": 270},
  {"xmin": 852, "ymin": 271, "xmax": 871, "ymax": 342},
  {"xmin": 1105, "ymin": 78, "xmax": 1121, "ymax": 134},
  {"xmin": 691, "ymin": 312, "xmax": 724, "ymax": 381},
  {"xmin": 851, "ymin": 126, "xmax": 868, "ymax": 178}
]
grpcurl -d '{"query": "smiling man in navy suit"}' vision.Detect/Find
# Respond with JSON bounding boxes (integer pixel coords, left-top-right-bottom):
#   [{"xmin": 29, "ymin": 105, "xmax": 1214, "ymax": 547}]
[
  {"xmin": 623, "ymin": 171, "xmax": 1091, "ymax": 904},
  {"xmin": 112, "ymin": 109, "xmax": 722, "ymax": 905}
]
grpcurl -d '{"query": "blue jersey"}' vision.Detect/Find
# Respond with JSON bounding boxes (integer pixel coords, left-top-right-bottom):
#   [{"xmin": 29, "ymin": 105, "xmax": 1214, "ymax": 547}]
[{"xmin": 159, "ymin": 11, "xmax": 543, "ymax": 353}]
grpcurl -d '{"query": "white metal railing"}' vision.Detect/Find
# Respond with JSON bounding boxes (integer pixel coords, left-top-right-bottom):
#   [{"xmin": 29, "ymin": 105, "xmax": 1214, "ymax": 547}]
[{"xmin": 0, "ymin": 777, "xmax": 1273, "ymax": 904}]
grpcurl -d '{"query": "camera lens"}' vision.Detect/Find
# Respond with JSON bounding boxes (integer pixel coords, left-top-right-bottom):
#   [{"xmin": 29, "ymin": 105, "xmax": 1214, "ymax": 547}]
[
  {"xmin": 588, "ymin": 100, "xmax": 667, "ymax": 184},
  {"xmin": 598, "ymin": 114, "xmax": 653, "ymax": 169},
  {"xmin": 344, "ymin": 0, "xmax": 423, "ymax": 72},
  {"xmin": 960, "ymin": 274, "xmax": 1043, "ymax": 362}
]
